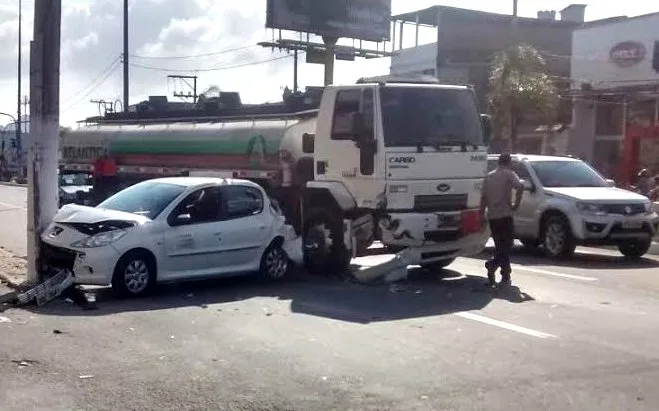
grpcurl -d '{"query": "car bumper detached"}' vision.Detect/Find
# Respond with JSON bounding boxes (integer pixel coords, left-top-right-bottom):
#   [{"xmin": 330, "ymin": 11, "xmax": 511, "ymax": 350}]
[{"xmin": 41, "ymin": 240, "xmax": 120, "ymax": 286}]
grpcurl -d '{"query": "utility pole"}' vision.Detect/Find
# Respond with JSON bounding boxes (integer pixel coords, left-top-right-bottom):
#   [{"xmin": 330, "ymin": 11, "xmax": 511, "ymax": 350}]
[
  {"xmin": 293, "ymin": 49, "xmax": 299, "ymax": 93},
  {"xmin": 123, "ymin": 0, "xmax": 129, "ymax": 110},
  {"xmin": 322, "ymin": 36, "xmax": 337, "ymax": 86},
  {"xmin": 28, "ymin": 0, "xmax": 61, "ymax": 284},
  {"xmin": 168, "ymin": 75, "xmax": 198, "ymax": 103},
  {"xmin": 509, "ymin": 0, "xmax": 519, "ymax": 152},
  {"xmin": 16, "ymin": 0, "xmax": 22, "ymax": 176}
]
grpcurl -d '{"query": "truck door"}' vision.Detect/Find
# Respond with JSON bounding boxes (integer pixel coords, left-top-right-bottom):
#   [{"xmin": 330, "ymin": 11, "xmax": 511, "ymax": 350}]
[{"xmin": 314, "ymin": 86, "xmax": 379, "ymax": 204}]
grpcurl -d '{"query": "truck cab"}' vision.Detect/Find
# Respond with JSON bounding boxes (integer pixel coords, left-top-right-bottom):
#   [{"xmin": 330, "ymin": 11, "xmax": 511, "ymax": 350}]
[{"xmin": 301, "ymin": 79, "xmax": 492, "ymax": 272}]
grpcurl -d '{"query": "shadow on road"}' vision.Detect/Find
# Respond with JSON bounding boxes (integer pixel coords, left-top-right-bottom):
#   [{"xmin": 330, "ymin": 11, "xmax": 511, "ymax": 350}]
[
  {"xmin": 472, "ymin": 246, "xmax": 659, "ymax": 271},
  {"xmin": 22, "ymin": 267, "xmax": 534, "ymax": 324}
]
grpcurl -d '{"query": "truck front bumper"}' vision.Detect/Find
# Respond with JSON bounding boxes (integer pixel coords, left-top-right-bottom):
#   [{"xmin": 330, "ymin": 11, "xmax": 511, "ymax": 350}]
[{"xmin": 378, "ymin": 211, "xmax": 489, "ymax": 264}]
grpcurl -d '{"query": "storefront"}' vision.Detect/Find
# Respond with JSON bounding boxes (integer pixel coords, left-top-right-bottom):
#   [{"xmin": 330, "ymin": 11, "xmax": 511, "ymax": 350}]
[{"xmin": 569, "ymin": 12, "xmax": 659, "ymax": 179}]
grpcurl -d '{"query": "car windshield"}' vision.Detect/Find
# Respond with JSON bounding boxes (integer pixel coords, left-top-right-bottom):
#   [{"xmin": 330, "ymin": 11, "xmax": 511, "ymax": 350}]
[
  {"xmin": 380, "ymin": 86, "xmax": 483, "ymax": 147},
  {"xmin": 97, "ymin": 181, "xmax": 186, "ymax": 219},
  {"xmin": 530, "ymin": 160, "xmax": 609, "ymax": 188},
  {"xmin": 60, "ymin": 173, "xmax": 92, "ymax": 186}
]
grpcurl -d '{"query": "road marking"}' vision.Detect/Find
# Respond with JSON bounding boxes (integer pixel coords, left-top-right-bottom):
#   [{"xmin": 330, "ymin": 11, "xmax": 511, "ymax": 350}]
[
  {"xmin": 455, "ymin": 311, "xmax": 557, "ymax": 339},
  {"xmin": 509, "ymin": 264, "xmax": 598, "ymax": 282},
  {"xmin": 0, "ymin": 201, "xmax": 27, "ymax": 211}
]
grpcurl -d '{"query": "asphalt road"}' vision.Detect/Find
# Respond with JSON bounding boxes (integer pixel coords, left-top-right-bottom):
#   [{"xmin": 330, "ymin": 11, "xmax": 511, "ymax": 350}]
[
  {"xmin": 2, "ymin": 244, "xmax": 659, "ymax": 411},
  {"xmin": 0, "ymin": 184, "xmax": 27, "ymax": 257}
]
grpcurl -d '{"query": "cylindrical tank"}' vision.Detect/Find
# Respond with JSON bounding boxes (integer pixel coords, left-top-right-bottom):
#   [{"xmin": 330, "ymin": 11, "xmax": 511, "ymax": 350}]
[{"xmin": 61, "ymin": 116, "xmax": 317, "ymax": 179}]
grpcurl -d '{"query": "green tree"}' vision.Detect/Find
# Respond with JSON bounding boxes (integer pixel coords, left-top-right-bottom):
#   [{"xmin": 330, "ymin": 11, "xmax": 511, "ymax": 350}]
[{"xmin": 488, "ymin": 43, "xmax": 559, "ymax": 151}]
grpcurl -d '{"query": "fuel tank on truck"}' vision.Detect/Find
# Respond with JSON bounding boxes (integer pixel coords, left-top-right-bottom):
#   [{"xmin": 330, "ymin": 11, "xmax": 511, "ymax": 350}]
[{"xmin": 60, "ymin": 116, "xmax": 316, "ymax": 173}]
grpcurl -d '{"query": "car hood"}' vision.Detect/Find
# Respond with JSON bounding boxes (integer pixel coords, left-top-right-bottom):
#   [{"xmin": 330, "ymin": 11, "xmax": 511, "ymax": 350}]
[
  {"xmin": 53, "ymin": 204, "xmax": 151, "ymax": 225},
  {"xmin": 60, "ymin": 185, "xmax": 92, "ymax": 194},
  {"xmin": 544, "ymin": 187, "xmax": 649, "ymax": 203}
]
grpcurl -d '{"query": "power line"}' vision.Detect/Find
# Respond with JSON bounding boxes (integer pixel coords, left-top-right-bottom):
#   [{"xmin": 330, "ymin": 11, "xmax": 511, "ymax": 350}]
[
  {"xmin": 61, "ymin": 59, "xmax": 122, "ymax": 113},
  {"xmin": 130, "ymin": 53, "xmax": 299, "ymax": 73},
  {"xmin": 61, "ymin": 56, "xmax": 121, "ymax": 102},
  {"xmin": 131, "ymin": 44, "xmax": 258, "ymax": 60}
]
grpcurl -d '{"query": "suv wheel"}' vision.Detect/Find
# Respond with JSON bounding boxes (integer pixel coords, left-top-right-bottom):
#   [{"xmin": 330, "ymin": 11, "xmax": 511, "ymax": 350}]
[
  {"xmin": 618, "ymin": 239, "xmax": 651, "ymax": 259},
  {"xmin": 542, "ymin": 215, "xmax": 576, "ymax": 258}
]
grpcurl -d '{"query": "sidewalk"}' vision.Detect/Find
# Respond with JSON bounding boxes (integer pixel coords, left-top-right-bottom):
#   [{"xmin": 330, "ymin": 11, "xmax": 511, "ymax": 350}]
[{"xmin": 0, "ymin": 247, "xmax": 27, "ymax": 288}]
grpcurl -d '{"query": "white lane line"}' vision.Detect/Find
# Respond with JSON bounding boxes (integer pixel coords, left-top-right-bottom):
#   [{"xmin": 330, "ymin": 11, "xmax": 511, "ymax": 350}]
[
  {"xmin": 509, "ymin": 264, "xmax": 598, "ymax": 282},
  {"xmin": 0, "ymin": 201, "xmax": 27, "ymax": 211},
  {"xmin": 454, "ymin": 311, "xmax": 557, "ymax": 339},
  {"xmin": 456, "ymin": 259, "xmax": 598, "ymax": 282}
]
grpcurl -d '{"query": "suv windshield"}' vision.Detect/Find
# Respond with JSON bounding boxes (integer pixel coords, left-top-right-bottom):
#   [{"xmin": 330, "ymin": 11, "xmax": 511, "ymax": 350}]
[
  {"xmin": 530, "ymin": 161, "xmax": 609, "ymax": 188},
  {"xmin": 380, "ymin": 86, "xmax": 483, "ymax": 147},
  {"xmin": 97, "ymin": 181, "xmax": 186, "ymax": 219},
  {"xmin": 60, "ymin": 173, "xmax": 92, "ymax": 186}
]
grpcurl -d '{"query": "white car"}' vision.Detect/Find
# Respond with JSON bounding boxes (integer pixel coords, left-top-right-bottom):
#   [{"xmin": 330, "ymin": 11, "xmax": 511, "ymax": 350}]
[
  {"xmin": 41, "ymin": 177, "xmax": 295, "ymax": 296},
  {"xmin": 487, "ymin": 154, "xmax": 659, "ymax": 258}
]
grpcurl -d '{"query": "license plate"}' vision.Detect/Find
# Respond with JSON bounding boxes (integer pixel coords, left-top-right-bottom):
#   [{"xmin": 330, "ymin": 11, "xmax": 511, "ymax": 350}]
[{"xmin": 621, "ymin": 220, "xmax": 643, "ymax": 229}]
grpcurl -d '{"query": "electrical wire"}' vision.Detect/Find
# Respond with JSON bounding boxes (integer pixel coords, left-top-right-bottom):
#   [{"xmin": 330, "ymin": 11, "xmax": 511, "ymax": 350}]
[
  {"xmin": 61, "ymin": 59, "xmax": 122, "ymax": 113},
  {"xmin": 131, "ymin": 44, "xmax": 258, "ymax": 60},
  {"xmin": 130, "ymin": 53, "xmax": 299, "ymax": 73},
  {"xmin": 61, "ymin": 56, "xmax": 121, "ymax": 101}
]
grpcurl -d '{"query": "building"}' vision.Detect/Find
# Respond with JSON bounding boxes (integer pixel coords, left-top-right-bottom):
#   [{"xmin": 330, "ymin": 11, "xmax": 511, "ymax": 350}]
[
  {"xmin": 569, "ymin": 12, "xmax": 659, "ymax": 178},
  {"xmin": 389, "ymin": 4, "xmax": 622, "ymax": 153}
]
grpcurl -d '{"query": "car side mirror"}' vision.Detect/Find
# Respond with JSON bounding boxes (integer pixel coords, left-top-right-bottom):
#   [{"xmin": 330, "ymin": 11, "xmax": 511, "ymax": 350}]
[
  {"xmin": 302, "ymin": 133, "xmax": 315, "ymax": 154},
  {"xmin": 605, "ymin": 178, "xmax": 616, "ymax": 187},
  {"xmin": 522, "ymin": 179, "xmax": 534, "ymax": 192},
  {"xmin": 480, "ymin": 114, "xmax": 493, "ymax": 145},
  {"xmin": 173, "ymin": 213, "xmax": 192, "ymax": 226}
]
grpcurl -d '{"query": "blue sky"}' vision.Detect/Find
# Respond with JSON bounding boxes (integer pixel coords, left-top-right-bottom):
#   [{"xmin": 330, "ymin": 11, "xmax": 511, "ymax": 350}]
[{"xmin": 0, "ymin": 0, "xmax": 657, "ymax": 126}]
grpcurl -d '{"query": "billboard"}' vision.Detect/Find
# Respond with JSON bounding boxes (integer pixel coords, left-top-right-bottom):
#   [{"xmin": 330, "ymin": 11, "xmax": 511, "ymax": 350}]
[{"xmin": 266, "ymin": 0, "xmax": 391, "ymax": 42}]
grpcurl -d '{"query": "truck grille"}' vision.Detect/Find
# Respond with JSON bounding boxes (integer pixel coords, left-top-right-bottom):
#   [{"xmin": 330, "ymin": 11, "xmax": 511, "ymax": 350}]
[
  {"xmin": 604, "ymin": 204, "xmax": 646, "ymax": 216},
  {"xmin": 413, "ymin": 194, "xmax": 468, "ymax": 212}
]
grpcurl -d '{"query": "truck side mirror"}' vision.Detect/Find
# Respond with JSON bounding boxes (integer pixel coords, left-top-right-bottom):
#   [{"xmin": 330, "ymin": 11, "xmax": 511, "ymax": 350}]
[
  {"xmin": 351, "ymin": 112, "xmax": 366, "ymax": 141},
  {"xmin": 302, "ymin": 133, "xmax": 315, "ymax": 154},
  {"xmin": 480, "ymin": 114, "xmax": 493, "ymax": 145}
]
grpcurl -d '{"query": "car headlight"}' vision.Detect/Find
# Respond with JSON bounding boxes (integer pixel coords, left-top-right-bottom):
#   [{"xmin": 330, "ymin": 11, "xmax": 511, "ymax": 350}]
[
  {"xmin": 576, "ymin": 202, "xmax": 607, "ymax": 216},
  {"xmin": 643, "ymin": 200, "xmax": 652, "ymax": 214},
  {"xmin": 70, "ymin": 229, "xmax": 127, "ymax": 248}
]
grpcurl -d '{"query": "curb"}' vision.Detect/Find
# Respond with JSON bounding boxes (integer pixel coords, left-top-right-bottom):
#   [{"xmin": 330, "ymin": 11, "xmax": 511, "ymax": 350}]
[
  {"xmin": 0, "ymin": 182, "xmax": 27, "ymax": 188},
  {"xmin": 0, "ymin": 273, "xmax": 27, "ymax": 290}
]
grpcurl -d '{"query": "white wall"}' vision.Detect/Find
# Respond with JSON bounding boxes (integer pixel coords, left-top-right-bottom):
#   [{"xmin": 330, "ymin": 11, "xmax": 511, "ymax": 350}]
[
  {"xmin": 572, "ymin": 14, "xmax": 659, "ymax": 89},
  {"xmin": 390, "ymin": 43, "xmax": 436, "ymax": 75}
]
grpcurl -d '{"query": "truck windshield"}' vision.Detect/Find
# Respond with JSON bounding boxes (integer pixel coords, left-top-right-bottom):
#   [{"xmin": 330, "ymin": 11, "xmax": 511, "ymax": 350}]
[
  {"xmin": 380, "ymin": 86, "xmax": 483, "ymax": 147},
  {"xmin": 97, "ymin": 181, "xmax": 186, "ymax": 220}
]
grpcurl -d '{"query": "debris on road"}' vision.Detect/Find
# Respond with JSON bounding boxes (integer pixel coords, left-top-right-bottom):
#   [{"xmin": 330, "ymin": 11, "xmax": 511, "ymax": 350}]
[
  {"xmin": 12, "ymin": 359, "xmax": 38, "ymax": 368},
  {"xmin": 79, "ymin": 375, "xmax": 94, "ymax": 379},
  {"xmin": 0, "ymin": 315, "xmax": 11, "ymax": 323},
  {"xmin": 16, "ymin": 269, "xmax": 74, "ymax": 306},
  {"xmin": 352, "ymin": 248, "xmax": 420, "ymax": 283}
]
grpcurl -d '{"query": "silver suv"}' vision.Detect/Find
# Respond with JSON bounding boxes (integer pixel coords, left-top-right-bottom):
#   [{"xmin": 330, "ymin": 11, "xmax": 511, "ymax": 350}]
[{"xmin": 487, "ymin": 154, "xmax": 659, "ymax": 258}]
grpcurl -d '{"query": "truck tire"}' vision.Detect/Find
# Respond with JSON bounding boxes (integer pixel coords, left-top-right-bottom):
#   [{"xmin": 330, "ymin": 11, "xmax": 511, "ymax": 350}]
[
  {"xmin": 303, "ymin": 210, "xmax": 351, "ymax": 275},
  {"xmin": 618, "ymin": 239, "xmax": 651, "ymax": 259},
  {"xmin": 541, "ymin": 214, "xmax": 576, "ymax": 259}
]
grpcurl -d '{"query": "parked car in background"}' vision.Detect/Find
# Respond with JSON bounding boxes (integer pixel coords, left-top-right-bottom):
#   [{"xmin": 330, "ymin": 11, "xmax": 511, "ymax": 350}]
[
  {"xmin": 41, "ymin": 177, "xmax": 295, "ymax": 296},
  {"xmin": 487, "ymin": 154, "xmax": 659, "ymax": 259}
]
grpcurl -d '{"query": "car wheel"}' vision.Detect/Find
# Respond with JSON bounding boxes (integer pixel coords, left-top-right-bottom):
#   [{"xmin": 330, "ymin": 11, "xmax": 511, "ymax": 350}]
[
  {"xmin": 260, "ymin": 241, "xmax": 290, "ymax": 280},
  {"xmin": 303, "ymin": 211, "xmax": 351, "ymax": 275},
  {"xmin": 111, "ymin": 250, "xmax": 156, "ymax": 297},
  {"xmin": 542, "ymin": 215, "xmax": 576, "ymax": 258},
  {"xmin": 421, "ymin": 258, "xmax": 456, "ymax": 271},
  {"xmin": 618, "ymin": 239, "xmax": 651, "ymax": 259}
]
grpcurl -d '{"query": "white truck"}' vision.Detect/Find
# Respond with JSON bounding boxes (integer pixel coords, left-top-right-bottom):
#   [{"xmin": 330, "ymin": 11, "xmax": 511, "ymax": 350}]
[{"xmin": 60, "ymin": 78, "xmax": 492, "ymax": 273}]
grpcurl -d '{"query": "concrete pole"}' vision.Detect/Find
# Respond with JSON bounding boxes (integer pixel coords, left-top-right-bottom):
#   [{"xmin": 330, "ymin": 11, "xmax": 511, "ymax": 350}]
[
  {"xmin": 123, "ymin": 0, "xmax": 129, "ymax": 110},
  {"xmin": 322, "ymin": 36, "xmax": 337, "ymax": 86},
  {"xmin": 27, "ymin": 0, "xmax": 61, "ymax": 284},
  {"xmin": 16, "ymin": 0, "xmax": 22, "ymax": 176}
]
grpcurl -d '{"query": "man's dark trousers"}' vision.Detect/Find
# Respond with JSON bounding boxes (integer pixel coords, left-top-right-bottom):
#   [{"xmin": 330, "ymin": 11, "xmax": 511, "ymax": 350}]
[{"xmin": 485, "ymin": 217, "xmax": 514, "ymax": 283}]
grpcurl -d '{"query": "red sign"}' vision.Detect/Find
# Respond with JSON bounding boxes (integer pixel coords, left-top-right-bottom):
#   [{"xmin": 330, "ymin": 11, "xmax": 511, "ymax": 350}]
[{"xmin": 609, "ymin": 41, "xmax": 646, "ymax": 67}]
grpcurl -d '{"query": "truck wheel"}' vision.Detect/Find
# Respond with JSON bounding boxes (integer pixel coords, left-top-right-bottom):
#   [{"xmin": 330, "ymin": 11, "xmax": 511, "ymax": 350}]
[
  {"xmin": 618, "ymin": 239, "xmax": 651, "ymax": 259},
  {"xmin": 303, "ymin": 211, "xmax": 351, "ymax": 275},
  {"xmin": 421, "ymin": 258, "xmax": 456, "ymax": 271},
  {"xmin": 542, "ymin": 215, "xmax": 576, "ymax": 259}
]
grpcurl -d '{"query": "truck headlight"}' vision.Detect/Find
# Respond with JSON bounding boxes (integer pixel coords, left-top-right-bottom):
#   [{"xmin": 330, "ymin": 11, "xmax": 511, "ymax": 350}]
[
  {"xmin": 576, "ymin": 202, "xmax": 607, "ymax": 216},
  {"xmin": 70, "ymin": 229, "xmax": 127, "ymax": 248}
]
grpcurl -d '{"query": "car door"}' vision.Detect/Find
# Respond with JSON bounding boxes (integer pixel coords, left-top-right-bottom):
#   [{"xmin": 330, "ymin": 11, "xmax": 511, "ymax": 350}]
[
  {"xmin": 214, "ymin": 185, "xmax": 273, "ymax": 273},
  {"xmin": 163, "ymin": 186, "xmax": 227, "ymax": 280},
  {"xmin": 511, "ymin": 161, "xmax": 539, "ymax": 238}
]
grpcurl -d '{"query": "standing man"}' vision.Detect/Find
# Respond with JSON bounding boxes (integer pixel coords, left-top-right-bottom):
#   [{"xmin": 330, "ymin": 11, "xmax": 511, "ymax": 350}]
[{"xmin": 479, "ymin": 154, "xmax": 524, "ymax": 287}]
